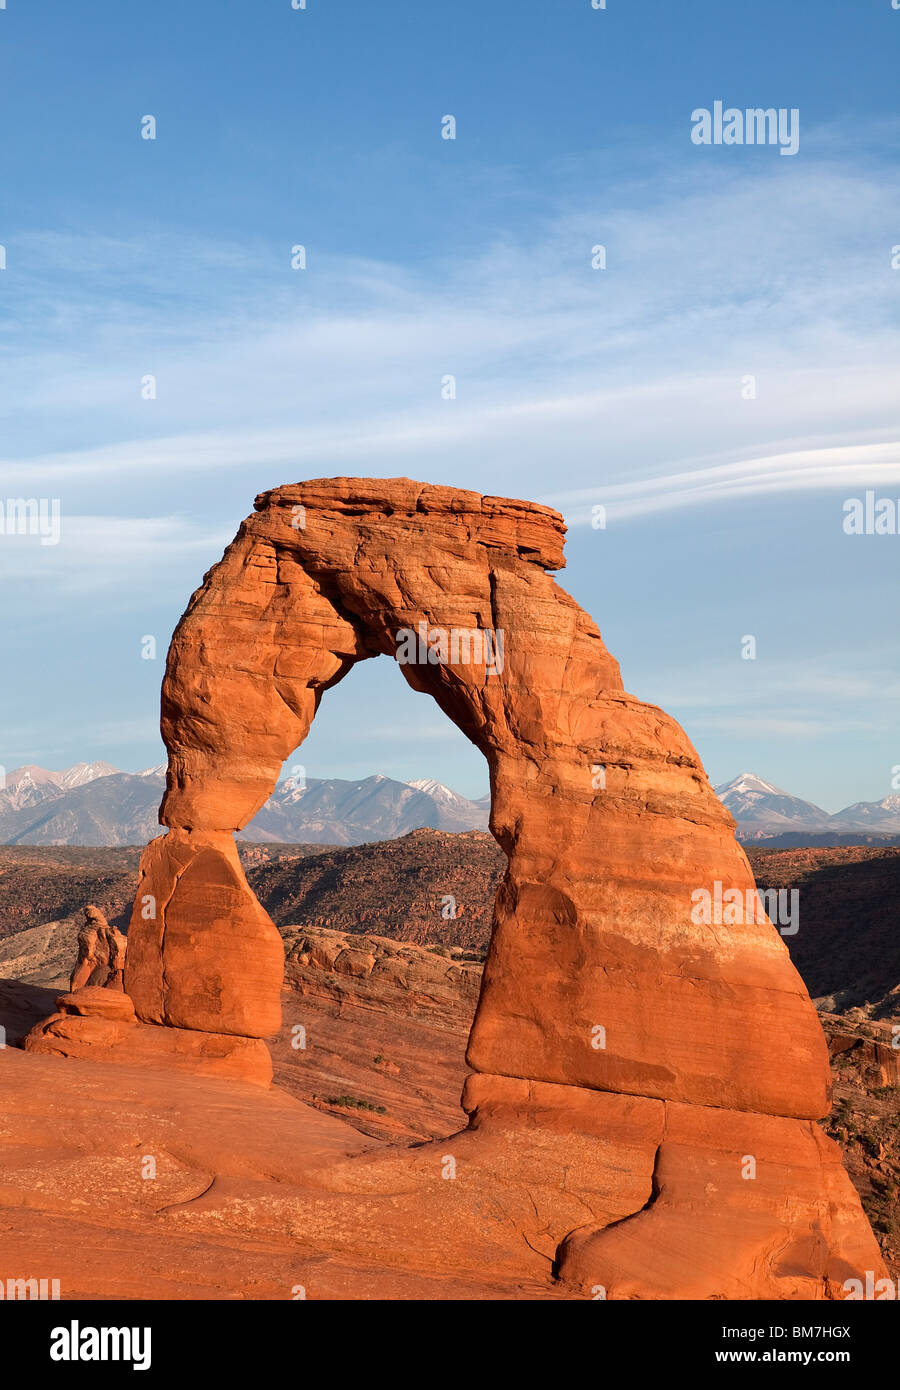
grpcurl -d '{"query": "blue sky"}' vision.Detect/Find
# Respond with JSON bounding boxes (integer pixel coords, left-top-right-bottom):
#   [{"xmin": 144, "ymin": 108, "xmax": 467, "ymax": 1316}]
[{"xmin": 1, "ymin": 0, "xmax": 899, "ymax": 810}]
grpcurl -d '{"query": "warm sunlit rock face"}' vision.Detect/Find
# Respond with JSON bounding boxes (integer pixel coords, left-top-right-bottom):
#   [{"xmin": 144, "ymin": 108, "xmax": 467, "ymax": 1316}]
[
  {"xmin": 133, "ymin": 478, "xmax": 825, "ymax": 1110},
  {"xmin": 119, "ymin": 476, "xmax": 882, "ymax": 1297},
  {"xmin": 125, "ymin": 831, "xmax": 282, "ymax": 1038}
]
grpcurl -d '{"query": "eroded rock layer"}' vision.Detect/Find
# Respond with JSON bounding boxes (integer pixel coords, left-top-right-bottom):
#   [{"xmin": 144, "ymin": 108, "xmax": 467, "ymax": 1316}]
[{"xmin": 24, "ymin": 987, "xmax": 272, "ymax": 1085}]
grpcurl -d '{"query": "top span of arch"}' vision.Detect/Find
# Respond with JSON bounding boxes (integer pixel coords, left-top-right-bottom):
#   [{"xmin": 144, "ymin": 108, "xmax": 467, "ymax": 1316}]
[
  {"xmin": 254, "ymin": 476, "xmax": 569, "ymax": 572},
  {"xmin": 158, "ymin": 476, "xmax": 620, "ymax": 837}
]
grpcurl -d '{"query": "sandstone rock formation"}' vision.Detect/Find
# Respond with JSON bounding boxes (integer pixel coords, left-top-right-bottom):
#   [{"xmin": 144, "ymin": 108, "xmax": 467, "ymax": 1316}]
[
  {"xmin": 63, "ymin": 477, "xmax": 885, "ymax": 1296},
  {"xmin": 69, "ymin": 905, "xmax": 120, "ymax": 990},
  {"xmin": 24, "ymin": 987, "xmax": 272, "ymax": 1085},
  {"xmin": 825, "ymin": 1017, "xmax": 900, "ymax": 1088},
  {"xmin": 126, "ymin": 831, "xmax": 282, "ymax": 1037},
  {"xmin": 104, "ymin": 918, "xmax": 127, "ymax": 990},
  {"xmin": 26, "ymin": 872, "xmax": 276, "ymax": 1078}
]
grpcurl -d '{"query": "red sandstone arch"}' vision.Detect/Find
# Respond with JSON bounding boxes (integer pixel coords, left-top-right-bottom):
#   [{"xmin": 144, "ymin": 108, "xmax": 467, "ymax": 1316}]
[
  {"xmin": 29, "ymin": 477, "xmax": 885, "ymax": 1298},
  {"xmin": 127, "ymin": 477, "xmax": 828, "ymax": 1114}
]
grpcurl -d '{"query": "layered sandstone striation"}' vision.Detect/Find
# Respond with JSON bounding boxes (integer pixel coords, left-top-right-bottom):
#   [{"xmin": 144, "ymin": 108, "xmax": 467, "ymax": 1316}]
[
  {"xmin": 87, "ymin": 477, "xmax": 884, "ymax": 1296},
  {"xmin": 275, "ymin": 925, "xmax": 478, "ymax": 1142}
]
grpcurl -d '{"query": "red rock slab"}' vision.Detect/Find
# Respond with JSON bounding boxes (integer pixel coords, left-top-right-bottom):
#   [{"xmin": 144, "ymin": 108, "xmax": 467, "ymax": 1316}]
[
  {"xmin": 0, "ymin": 1049, "xmax": 569, "ymax": 1299},
  {"xmin": 0, "ymin": 1046, "xmax": 883, "ymax": 1301},
  {"xmin": 0, "ymin": 1210, "xmax": 569, "ymax": 1300},
  {"xmin": 556, "ymin": 1100, "xmax": 887, "ymax": 1300},
  {"xmin": 273, "ymin": 980, "xmax": 472, "ymax": 1144},
  {"xmin": 0, "ymin": 1047, "xmax": 374, "ymax": 1183},
  {"xmin": 24, "ymin": 1008, "xmax": 273, "ymax": 1087},
  {"xmin": 155, "ymin": 1084, "xmax": 665, "ymax": 1279},
  {"xmin": 53, "ymin": 986, "xmax": 136, "ymax": 1022}
]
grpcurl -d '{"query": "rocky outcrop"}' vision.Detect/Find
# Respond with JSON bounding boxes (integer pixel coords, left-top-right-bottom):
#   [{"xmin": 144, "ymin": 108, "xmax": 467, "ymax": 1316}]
[
  {"xmin": 0, "ymin": 918, "xmax": 78, "ymax": 989},
  {"xmin": 125, "ymin": 832, "xmax": 282, "ymax": 1037},
  {"xmin": 96, "ymin": 477, "xmax": 885, "ymax": 1296},
  {"xmin": 825, "ymin": 1016, "xmax": 900, "ymax": 1088},
  {"xmin": 24, "ymin": 987, "xmax": 271, "ymax": 1086},
  {"xmin": 274, "ymin": 926, "xmax": 478, "ymax": 1143},
  {"xmin": 284, "ymin": 925, "xmax": 482, "ymax": 1032},
  {"xmin": 70, "ymin": 906, "xmax": 126, "ymax": 992},
  {"xmin": 249, "ymin": 828, "xmax": 502, "ymax": 951}
]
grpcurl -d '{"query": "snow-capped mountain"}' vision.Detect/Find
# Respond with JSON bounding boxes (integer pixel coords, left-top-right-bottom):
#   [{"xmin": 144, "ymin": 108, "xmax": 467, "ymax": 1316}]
[
  {"xmin": 279, "ymin": 767, "xmax": 313, "ymax": 804},
  {"xmin": 1, "ymin": 761, "xmax": 119, "ymax": 812},
  {"xmin": 8, "ymin": 759, "xmax": 896, "ymax": 848},
  {"xmin": 716, "ymin": 773, "xmax": 900, "ymax": 843},
  {"xmin": 715, "ymin": 772, "xmax": 832, "ymax": 839},
  {"xmin": 407, "ymin": 778, "xmax": 491, "ymax": 832},
  {"xmin": 0, "ymin": 765, "xmax": 163, "ymax": 846},
  {"xmin": 830, "ymin": 794, "xmax": 900, "ymax": 834},
  {"xmin": 1, "ymin": 765, "xmax": 66, "ymax": 812},
  {"xmin": 57, "ymin": 762, "xmax": 120, "ymax": 790},
  {"xmin": 244, "ymin": 774, "xmax": 489, "ymax": 844},
  {"xmin": 0, "ymin": 763, "xmax": 490, "ymax": 846}
]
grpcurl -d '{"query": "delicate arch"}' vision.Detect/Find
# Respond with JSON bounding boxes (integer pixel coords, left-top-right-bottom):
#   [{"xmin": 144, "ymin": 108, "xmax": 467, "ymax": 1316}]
[{"xmin": 125, "ymin": 477, "xmax": 829, "ymax": 1121}]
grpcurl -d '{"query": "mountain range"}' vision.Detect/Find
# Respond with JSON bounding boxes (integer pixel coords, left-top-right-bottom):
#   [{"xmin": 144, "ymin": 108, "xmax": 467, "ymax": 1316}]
[
  {"xmin": 0, "ymin": 764, "xmax": 490, "ymax": 847},
  {"xmin": 2, "ymin": 762, "xmax": 898, "ymax": 847},
  {"xmin": 715, "ymin": 772, "xmax": 900, "ymax": 843}
]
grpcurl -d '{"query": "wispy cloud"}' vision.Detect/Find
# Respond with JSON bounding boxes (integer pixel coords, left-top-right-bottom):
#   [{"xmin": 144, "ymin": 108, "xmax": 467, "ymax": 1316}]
[
  {"xmin": 0, "ymin": 516, "xmax": 232, "ymax": 594},
  {"xmin": 543, "ymin": 440, "xmax": 900, "ymax": 524},
  {"xmin": 2, "ymin": 147, "xmax": 899, "ymax": 513},
  {"xmin": 3, "ymin": 135, "xmax": 899, "ymax": 806}
]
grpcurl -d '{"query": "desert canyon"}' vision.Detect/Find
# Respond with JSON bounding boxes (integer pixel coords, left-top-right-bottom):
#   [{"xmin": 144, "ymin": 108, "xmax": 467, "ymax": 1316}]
[{"xmin": 1, "ymin": 477, "xmax": 888, "ymax": 1300}]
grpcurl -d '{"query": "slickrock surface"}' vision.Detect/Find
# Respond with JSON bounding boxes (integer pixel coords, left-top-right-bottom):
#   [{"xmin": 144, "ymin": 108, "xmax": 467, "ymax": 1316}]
[
  {"xmin": 24, "ymin": 986, "xmax": 274, "ymax": 1086},
  {"xmin": 22, "ymin": 477, "xmax": 884, "ymax": 1298},
  {"xmin": 273, "ymin": 926, "xmax": 479, "ymax": 1141}
]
